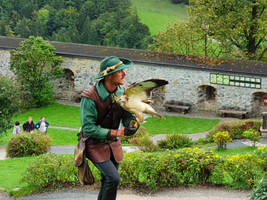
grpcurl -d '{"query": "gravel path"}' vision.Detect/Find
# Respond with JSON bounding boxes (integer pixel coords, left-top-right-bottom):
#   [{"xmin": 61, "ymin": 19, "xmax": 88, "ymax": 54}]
[
  {"xmin": 1, "ymin": 186, "xmax": 251, "ymax": 200},
  {"xmin": 49, "ymin": 126, "xmax": 79, "ymax": 131}
]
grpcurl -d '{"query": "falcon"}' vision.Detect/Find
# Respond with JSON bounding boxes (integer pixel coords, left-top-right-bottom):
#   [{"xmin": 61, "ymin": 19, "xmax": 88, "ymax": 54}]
[{"xmin": 115, "ymin": 78, "xmax": 169, "ymax": 123}]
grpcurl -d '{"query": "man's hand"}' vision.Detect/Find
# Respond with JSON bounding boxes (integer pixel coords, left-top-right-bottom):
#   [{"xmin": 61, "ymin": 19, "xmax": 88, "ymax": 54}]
[{"xmin": 110, "ymin": 127, "xmax": 125, "ymax": 137}]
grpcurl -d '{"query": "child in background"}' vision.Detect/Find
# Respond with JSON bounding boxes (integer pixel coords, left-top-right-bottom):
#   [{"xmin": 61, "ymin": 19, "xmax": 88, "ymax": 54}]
[{"xmin": 13, "ymin": 121, "xmax": 21, "ymax": 135}]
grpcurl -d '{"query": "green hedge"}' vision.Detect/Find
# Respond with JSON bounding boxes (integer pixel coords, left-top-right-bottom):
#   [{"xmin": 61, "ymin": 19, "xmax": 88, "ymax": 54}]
[
  {"xmin": 21, "ymin": 148, "xmax": 266, "ymax": 193},
  {"xmin": 22, "ymin": 154, "xmax": 101, "ymax": 189},
  {"xmin": 120, "ymin": 148, "xmax": 220, "ymax": 191},
  {"xmin": 7, "ymin": 132, "xmax": 51, "ymax": 158}
]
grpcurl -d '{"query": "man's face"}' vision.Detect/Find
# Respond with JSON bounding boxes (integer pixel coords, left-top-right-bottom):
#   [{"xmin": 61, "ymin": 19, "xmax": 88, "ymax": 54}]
[{"xmin": 109, "ymin": 70, "xmax": 126, "ymax": 85}]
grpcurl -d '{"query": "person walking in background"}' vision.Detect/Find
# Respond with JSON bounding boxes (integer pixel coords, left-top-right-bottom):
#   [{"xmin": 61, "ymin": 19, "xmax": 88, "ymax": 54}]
[
  {"xmin": 35, "ymin": 116, "xmax": 50, "ymax": 133},
  {"xmin": 13, "ymin": 121, "xmax": 21, "ymax": 135},
  {"xmin": 23, "ymin": 116, "xmax": 35, "ymax": 133}
]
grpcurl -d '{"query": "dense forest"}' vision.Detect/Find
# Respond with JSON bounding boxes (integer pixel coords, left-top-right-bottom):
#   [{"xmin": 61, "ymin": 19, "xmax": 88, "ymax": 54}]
[{"xmin": 0, "ymin": 0, "xmax": 151, "ymax": 49}]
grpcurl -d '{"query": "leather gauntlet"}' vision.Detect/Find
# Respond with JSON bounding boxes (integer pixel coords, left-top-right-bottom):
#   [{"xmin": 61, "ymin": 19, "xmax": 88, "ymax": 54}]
[{"xmin": 124, "ymin": 120, "xmax": 140, "ymax": 136}]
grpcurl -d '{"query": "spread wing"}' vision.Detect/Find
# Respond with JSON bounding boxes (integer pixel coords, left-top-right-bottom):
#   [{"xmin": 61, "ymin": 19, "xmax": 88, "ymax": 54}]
[{"xmin": 125, "ymin": 78, "xmax": 169, "ymax": 102}]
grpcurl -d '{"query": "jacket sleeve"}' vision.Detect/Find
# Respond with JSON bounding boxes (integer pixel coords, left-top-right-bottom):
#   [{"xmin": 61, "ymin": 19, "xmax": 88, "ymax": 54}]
[
  {"xmin": 35, "ymin": 122, "xmax": 40, "ymax": 129},
  {"xmin": 80, "ymin": 97, "xmax": 110, "ymax": 141},
  {"xmin": 45, "ymin": 121, "xmax": 50, "ymax": 128},
  {"xmin": 22, "ymin": 123, "xmax": 26, "ymax": 131}
]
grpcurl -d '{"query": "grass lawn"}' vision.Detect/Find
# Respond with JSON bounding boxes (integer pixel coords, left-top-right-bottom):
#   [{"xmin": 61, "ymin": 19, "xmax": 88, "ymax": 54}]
[
  {"xmin": 0, "ymin": 103, "xmax": 221, "ymax": 146},
  {"xmin": 143, "ymin": 116, "xmax": 220, "ymax": 135},
  {"xmin": 0, "ymin": 130, "xmax": 12, "ymax": 145},
  {"xmin": 215, "ymin": 146, "xmax": 256, "ymax": 157},
  {"xmin": 47, "ymin": 129, "xmax": 78, "ymax": 145},
  {"xmin": 0, "ymin": 156, "xmax": 36, "ymax": 191},
  {"xmin": 0, "ymin": 128, "xmax": 78, "ymax": 146},
  {"xmin": 13, "ymin": 103, "xmax": 80, "ymax": 128},
  {"xmin": 131, "ymin": 0, "xmax": 188, "ymax": 35}
]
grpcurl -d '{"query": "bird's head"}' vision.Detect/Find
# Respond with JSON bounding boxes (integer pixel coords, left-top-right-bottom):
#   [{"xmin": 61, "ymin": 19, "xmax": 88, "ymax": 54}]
[{"xmin": 114, "ymin": 95, "xmax": 127, "ymax": 107}]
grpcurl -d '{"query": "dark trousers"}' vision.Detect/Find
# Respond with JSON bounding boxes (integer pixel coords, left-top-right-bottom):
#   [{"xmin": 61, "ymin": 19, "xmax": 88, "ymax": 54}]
[{"xmin": 93, "ymin": 150, "xmax": 120, "ymax": 200}]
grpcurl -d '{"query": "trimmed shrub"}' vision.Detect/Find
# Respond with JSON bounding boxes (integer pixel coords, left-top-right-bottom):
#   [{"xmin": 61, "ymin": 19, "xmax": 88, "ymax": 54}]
[
  {"xmin": 254, "ymin": 146, "xmax": 267, "ymax": 170},
  {"xmin": 208, "ymin": 120, "xmax": 261, "ymax": 140},
  {"xmin": 120, "ymin": 148, "xmax": 220, "ymax": 191},
  {"xmin": 7, "ymin": 132, "xmax": 52, "ymax": 158},
  {"xmin": 212, "ymin": 131, "xmax": 232, "ymax": 149},
  {"xmin": 135, "ymin": 135, "xmax": 159, "ymax": 152},
  {"xmin": 22, "ymin": 154, "xmax": 78, "ymax": 189},
  {"xmin": 210, "ymin": 153, "xmax": 264, "ymax": 189},
  {"xmin": 22, "ymin": 154, "xmax": 101, "ymax": 190},
  {"xmin": 243, "ymin": 129, "xmax": 261, "ymax": 147},
  {"xmin": 125, "ymin": 126, "xmax": 158, "ymax": 152},
  {"xmin": 158, "ymin": 134, "xmax": 193, "ymax": 149},
  {"xmin": 122, "ymin": 126, "xmax": 148, "ymax": 144},
  {"xmin": 20, "ymin": 148, "xmax": 266, "ymax": 193},
  {"xmin": 250, "ymin": 176, "xmax": 267, "ymax": 200}
]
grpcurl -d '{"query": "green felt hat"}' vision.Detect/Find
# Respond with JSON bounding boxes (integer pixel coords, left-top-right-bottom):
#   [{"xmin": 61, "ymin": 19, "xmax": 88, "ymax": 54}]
[{"xmin": 95, "ymin": 56, "xmax": 133, "ymax": 79}]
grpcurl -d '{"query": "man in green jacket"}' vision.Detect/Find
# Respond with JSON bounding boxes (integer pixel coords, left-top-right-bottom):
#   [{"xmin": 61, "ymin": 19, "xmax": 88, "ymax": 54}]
[{"xmin": 80, "ymin": 56, "xmax": 139, "ymax": 200}]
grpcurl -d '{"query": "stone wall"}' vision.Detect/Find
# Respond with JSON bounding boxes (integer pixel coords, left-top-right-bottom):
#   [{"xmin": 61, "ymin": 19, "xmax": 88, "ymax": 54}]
[
  {"xmin": 1, "ymin": 48, "xmax": 267, "ymax": 116},
  {"xmin": 0, "ymin": 50, "xmax": 13, "ymax": 77}
]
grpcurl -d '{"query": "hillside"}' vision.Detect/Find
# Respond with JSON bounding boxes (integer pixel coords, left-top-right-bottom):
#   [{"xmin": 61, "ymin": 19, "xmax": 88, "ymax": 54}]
[{"xmin": 131, "ymin": 0, "xmax": 188, "ymax": 35}]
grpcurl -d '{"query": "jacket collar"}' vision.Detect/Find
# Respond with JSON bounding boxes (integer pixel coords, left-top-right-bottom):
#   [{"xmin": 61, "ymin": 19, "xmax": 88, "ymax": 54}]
[{"xmin": 96, "ymin": 80, "xmax": 124, "ymax": 101}]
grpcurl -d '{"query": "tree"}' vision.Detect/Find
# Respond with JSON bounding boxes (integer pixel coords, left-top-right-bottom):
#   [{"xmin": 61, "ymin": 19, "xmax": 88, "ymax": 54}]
[
  {"xmin": 0, "ymin": 0, "xmax": 151, "ymax": 49},
  {"xmin": 149, "ymin": 21, "xmax": 222, "ymax": 57},
  {"xmin": 10, "ymin": 36, "xmax": 63, "ymax": 107},
  {"xmin": 14, "ymin": 18, "xmax": 32, "ymax": 38},
  {"xmin": 0, "ymin": 76, "xmax": 21, "ymax": 134},
  {"xmin": 189, "ymin": 0, "xmax": 267, "ymax": 60}
]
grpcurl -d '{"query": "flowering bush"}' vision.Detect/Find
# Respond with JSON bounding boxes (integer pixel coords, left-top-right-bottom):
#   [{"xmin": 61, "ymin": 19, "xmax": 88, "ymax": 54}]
[
  {"xmin": 21, "ymin": 147, "xmax": 266, "ymax": 193},
  {"xmin": 209, "ymin": 120, "xmax": 261, "ymax": 140},
  {"xmin": 254, "ymin": 146, "xmax": 267, "ymax": 170},
  {"xmin": 212, "ymin": 131, "xmax": 232, "ymax": 149},
  {"xmin": 243, "ymin": 129, "xmax": 261, "ymax": 147},
  {"xmin": 210, "ymin": 153, "xmax": 264, "ymax": 189},
  {"xmin": 120, "ymin": 147, "xmax": 220, "ymax": 191}
]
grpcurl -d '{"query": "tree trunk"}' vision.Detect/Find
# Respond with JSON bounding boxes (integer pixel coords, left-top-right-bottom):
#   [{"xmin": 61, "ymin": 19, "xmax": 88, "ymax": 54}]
[{"xmin": 246, "ymin": 0, "xmax": 258, "ymax": 60}]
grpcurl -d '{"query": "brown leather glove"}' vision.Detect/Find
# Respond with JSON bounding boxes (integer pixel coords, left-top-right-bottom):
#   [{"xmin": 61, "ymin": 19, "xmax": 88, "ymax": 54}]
[{"xmin": 110, "ymin": 127, "xmax": 125, "ymax": 137}]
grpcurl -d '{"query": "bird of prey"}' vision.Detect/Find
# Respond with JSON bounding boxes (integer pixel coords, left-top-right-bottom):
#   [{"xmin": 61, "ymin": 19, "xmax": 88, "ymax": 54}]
[{"xmin": 115, "ymin": 78, "xmax": 169, "ymax": 123}]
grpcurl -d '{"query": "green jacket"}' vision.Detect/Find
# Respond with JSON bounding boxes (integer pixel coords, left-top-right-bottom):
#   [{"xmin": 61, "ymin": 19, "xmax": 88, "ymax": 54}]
[{"xmin": 80, "ymin": 80, "xmax": 135, "ymax": 141}]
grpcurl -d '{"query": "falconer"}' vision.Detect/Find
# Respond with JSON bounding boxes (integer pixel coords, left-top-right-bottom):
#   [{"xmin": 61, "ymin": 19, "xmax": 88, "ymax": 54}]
[{"xmin": 80, "ymin": 56, "xmax": 139, "ymax": 200}]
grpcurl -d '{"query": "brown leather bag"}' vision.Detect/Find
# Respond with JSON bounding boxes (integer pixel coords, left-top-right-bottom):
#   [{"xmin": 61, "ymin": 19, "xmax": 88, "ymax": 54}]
[{"xmin": 74, "ymin": 133, "xmax": 94, "ymax": 185}]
